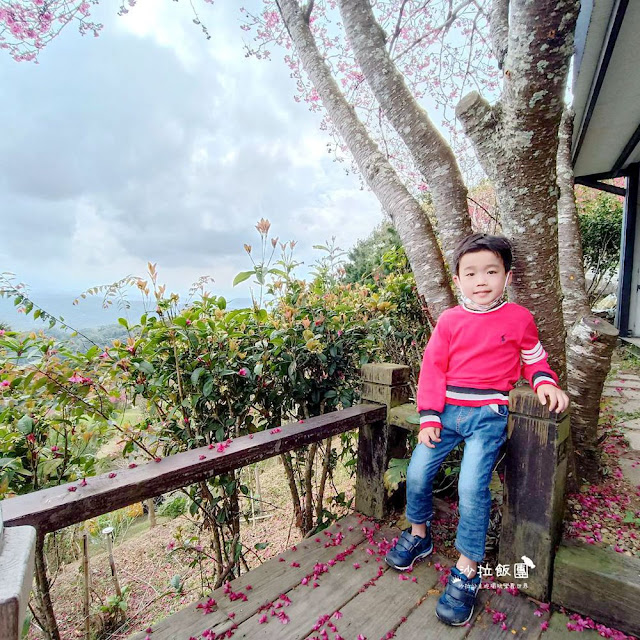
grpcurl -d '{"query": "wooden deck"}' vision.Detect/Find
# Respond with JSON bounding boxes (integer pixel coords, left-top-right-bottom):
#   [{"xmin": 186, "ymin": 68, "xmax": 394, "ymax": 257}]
[{"xmin": 130, "ymin": 513, "xmax": 606, "ymax": 640}]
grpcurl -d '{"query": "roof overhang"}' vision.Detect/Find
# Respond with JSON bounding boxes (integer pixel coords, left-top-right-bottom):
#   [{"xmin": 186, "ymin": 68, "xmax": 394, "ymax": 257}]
[{"xmin": 571, "ymin": 0, "xmax": 640, "ymax": 179}]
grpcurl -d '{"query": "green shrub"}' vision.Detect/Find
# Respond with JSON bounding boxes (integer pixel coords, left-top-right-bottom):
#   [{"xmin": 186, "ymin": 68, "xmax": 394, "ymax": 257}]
[{"xmin": 159, "ymin": 494, "xmax": 188, "ymax": 519}]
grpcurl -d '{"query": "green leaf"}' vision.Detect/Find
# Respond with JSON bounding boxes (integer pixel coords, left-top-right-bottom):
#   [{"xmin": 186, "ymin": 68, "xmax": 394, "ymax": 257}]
[
  {"xmin": 17, "ymin": 415, "xmax": 34, "ymax": 435},
  {"xmin": 118, "ymin": 317, "xmax": 129, "ymax": 329},
  {"xmin": 383, "ymin": 457, "xmax": 408, "ymax": 495},
  {"xmin": 40, "ymin": 458, "xmax": 63, "ymax": 477},
  {"xmin": 233, "ymin": 271, "xmax": 254, "ymax": 287},
  {"xmin": 21, "ymin": 610, "xmax": 32, "ymax": 638},
  {"xmin": 191, "ymin": 367, "xmax": 205, "ymax": 386},
  {"xmin": 138, "ymin": 361, "xmax": 154, "ymax": 375},
  {"xmin": 202, "ymin": 376, "xmax": 215, "ymax": 398},
  {"xmin": 254, "ymin": 542, "xmax": 269, "ymax": 550},
  {"xmin": 173, "ymin": 317, "xmax": 187, "ymax": 328}
]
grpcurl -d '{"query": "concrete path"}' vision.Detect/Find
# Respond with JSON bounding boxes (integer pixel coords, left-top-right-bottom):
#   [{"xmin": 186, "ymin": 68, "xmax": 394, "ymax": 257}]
[{"xmin": 603, "ymin": 371, "xmax": 640, "ymax": 488}]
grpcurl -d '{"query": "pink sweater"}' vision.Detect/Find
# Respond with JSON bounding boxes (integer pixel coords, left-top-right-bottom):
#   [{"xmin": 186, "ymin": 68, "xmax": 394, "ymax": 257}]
[{"xmin": 417, "ymin": 302, "xmax": 559, "ymax": 429}]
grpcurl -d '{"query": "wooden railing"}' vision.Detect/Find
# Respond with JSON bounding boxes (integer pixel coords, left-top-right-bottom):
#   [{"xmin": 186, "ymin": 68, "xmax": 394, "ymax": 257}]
[
  {"xmin": 0, "ymin": 369, "xmax": 400, "ymax": 640},
  {"xmin": 0, "ymin": 363, "xmax": 573, "ymax": 638},
  {"xmin": 2, "ymin": 404, "xmax": 386, "ymax": 533}
]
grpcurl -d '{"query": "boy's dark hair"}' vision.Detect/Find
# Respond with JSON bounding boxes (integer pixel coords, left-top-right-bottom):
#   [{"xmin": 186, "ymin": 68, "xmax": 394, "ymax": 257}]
[{"xmin": 453, "ymin": 233, "xmax": 513, "ymax": 274}]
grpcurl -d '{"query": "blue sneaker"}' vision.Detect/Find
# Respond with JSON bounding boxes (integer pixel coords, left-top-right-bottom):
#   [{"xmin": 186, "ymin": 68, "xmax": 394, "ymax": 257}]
[
  {"xmin": 384, "ymin": 527, "xmax": 433, "ymax": 571},
  {"xmin": 435, "ymin": 566, "xmax": 481, "ymax": 626}
]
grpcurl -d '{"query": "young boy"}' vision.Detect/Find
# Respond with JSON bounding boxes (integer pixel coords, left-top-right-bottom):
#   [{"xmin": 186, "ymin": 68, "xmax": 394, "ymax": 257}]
[{"xmin": 384, "ymin": 233, "xmax": 569, "ymax": 626}]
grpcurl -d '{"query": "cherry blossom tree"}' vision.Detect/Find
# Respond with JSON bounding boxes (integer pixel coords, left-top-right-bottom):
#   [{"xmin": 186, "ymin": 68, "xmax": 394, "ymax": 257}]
[
  {"xmin": 2, "ymin": 0, "xmax": 618, "ymax": 486},
  {"xmin": 244, "ymin": 0, "xmax": 617, "ymax": 487}
]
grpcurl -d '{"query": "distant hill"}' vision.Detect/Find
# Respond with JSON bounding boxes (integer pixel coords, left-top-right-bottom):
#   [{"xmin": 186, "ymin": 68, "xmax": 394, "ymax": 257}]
[{"xmin": 0, "ymin": 293, "xmax": 253, "ymax": 333}]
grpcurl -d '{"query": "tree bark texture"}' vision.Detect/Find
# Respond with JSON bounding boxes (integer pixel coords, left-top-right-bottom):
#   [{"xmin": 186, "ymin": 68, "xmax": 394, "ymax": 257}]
[
  {"xmin": 490, "ymin": 0, "xmax": 509, "ymax": 69},
  {"xmin": 557, "ymin": 107, "xmax": 590, "ymax": 329},
  {"xmin": 565, "ymin": 316, "xmax": 619, "ymax": 485},
  {"xmin": 276, "ymin": 0, "xmax": 455, "ymax": 319},
  {"xmin": 337, "ymin": 0, "xmax": 472, "ymax": 272},
  {"xmin": 556, "ymin": 107, "xmax": 618, "ymax": 488},
  {"xmin": 457, "ymin": 0, "xmax": 580, "ymax": 379}
]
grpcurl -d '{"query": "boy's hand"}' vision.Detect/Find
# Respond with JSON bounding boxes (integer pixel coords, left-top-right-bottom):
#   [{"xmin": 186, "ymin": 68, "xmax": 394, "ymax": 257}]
[
  {"xmin": 536, "ymin": 384, "xmax": 570, "ymax": 414},
  {"xmin": 418, "ymin": 427, "xmax": 442, "ymax": 448}
]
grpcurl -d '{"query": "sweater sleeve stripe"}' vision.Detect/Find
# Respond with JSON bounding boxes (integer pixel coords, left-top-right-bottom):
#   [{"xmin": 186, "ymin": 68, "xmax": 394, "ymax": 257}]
[
  {"xmin": 521, "ymin": 341, "xmax": 546, "ymax": 364},
  {"xmin": 419, "ymin": 410, "xmax": 441, "ymax": 426},
  {"xmin": 531, "ymin": 372, "xmax": 559, "ymax": 389}
]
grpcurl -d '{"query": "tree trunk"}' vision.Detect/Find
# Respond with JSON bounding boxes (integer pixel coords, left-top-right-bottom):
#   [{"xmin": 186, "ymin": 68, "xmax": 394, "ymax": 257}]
[
  {"xmin": 281, "ymin": 452, "xmax": 305, "ymax": 533},
  {"xmin": 316, "ymin": 436, "xmax": 332, "ymax": 523},
  {"xmin": 557, "ymin": 107, "xmax": 619, "ymax": 488},
  {"xmin": 337, "ymin": 0, "xmax": 472, "ymax": 271},
  {"xmin": 277, "ymin": 0, "xmax": 455, "ymax": 319},
  {"xmin": 565, "ymin": 316, "xmax": 619, "ymax": 485},
  {"xmin": 457, "ymin": 0, "xmax": 581, "ymax": 379},
  {"xmin": 557, "ymin": 108, "xmax": 590, "ymax": 329},
  {"xmin": 34, "ymin": 533, "xmax": 61, "ymax": 640},
  {"xmin": 303, "ymin": 443, "xmax": 318, "ymax": 532}
]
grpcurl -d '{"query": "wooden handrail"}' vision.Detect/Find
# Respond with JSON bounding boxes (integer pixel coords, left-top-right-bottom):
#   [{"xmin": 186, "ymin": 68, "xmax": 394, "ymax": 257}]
[{"xmin": 2, "ymin": 404, "xmax": 386, "ymax": 534}]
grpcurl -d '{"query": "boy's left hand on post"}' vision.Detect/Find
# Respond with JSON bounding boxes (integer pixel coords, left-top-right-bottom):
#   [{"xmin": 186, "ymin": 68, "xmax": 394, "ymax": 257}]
[{"xmin": 536, "ymin": 384, "xmax": 570, "ymax": 414}]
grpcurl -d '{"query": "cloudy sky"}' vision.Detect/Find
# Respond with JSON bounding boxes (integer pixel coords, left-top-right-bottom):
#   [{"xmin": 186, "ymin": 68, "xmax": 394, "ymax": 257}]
[{"xmin": 0, "ymin": 0, "xmax": 383, "ymax": 316}]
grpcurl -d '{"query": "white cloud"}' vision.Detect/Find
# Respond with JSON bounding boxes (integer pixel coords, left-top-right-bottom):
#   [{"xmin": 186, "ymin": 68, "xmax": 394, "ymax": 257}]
[{"xmin": 0, "ymin": 0, "xmax": 383, "ymax": 313}]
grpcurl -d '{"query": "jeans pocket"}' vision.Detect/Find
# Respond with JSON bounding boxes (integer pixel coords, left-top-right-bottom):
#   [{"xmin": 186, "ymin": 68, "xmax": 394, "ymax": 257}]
[{"xmin": 487, "ymin": 403, "xmax": 509, "ymax": 418}]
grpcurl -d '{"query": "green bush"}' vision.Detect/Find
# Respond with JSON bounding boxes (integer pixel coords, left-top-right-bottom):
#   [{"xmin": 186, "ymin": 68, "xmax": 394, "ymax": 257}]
[
  {"xmin": 159, "ymin": 494, "xmax": 188, "ymax": 519},
  {"xmin": 578, "ymin": 191, "xmax": 623, "ymax": 305}
]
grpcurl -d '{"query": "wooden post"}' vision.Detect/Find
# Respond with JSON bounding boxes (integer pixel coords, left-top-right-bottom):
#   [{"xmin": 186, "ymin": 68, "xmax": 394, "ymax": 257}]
[
  {"xmin": 82, "ymin": 532, "xmax": 91, "ymax": 640},
  {"xmin": 146, "ymin": 499, "xmax": 157, "ymax": 529},
  {"xmin": 253, "ymin": 465, "xmax": 262, "ymax": 514},
  {"xmin": 102, "ymin": 527, "xmax": 122, "ymax": 599},
  {"xmin": 0, "ymin": 502, "xmax": 36, "ymax": 640},
  {"xmin": 355, "ymin": 363, "xmax": 410, "ymax": 519},
  {"xmin": 497, "ymin": 387, "xmax": 569, "ymax": 601}
]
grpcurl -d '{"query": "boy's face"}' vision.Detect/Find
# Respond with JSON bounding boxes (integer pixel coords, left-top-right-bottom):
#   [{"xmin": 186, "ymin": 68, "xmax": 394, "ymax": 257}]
[{"xmin": 453, "ymin": 249, "xmax": 511, "ymax": 306}]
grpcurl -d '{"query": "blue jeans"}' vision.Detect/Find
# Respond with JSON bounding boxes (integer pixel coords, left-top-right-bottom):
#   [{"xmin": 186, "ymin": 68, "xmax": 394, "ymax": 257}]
[{"xmin": 406, "ymin": 403, "xmax": 508, "ymax": 563}]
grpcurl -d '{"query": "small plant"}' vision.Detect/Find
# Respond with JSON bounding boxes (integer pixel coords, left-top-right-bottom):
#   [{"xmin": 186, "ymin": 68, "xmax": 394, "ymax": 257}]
[
  {"xmin": 159, "ymin": 494, "xmax": 188, "ymax": 519},
  {"xmin": 97, "ymin": 585, "xmax": 130, "ymax": 639},
  {"xmin": 622, "ymin": 510, "xmax": 640, "ymax": 527}
]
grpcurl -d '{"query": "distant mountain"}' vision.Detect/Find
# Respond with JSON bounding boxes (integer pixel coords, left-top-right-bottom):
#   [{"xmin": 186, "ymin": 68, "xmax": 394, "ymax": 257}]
[{"xmin": 0, "ymin": 293, "xmax": 254, "ymax": 332}]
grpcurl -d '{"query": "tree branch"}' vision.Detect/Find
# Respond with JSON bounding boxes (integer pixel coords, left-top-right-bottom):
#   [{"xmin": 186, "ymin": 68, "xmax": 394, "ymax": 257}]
[
  {"xmin": 455, "ymin": 90, "xmax": 500, "ymax": 181},
  {"xmin": 489, "ymin": 0, "xmax": 509, "ymax": 69},
  {"xmin": 557, "ymin": 107, "xmax": 590, "ymax": 328},
  {"xmin": 387, "ymin": 0, "xmax": 408, "ymax": 56},
  {"xmin": 338, "ymin": 0, "xmax": 472, "ymax": 270},
  {"xmin": 276, "ymin": 0, "xmax": 456, "ymax": 318},
  {"xmin": 301, "ymin": 0, "xmax": 315, "ymax": 24}
]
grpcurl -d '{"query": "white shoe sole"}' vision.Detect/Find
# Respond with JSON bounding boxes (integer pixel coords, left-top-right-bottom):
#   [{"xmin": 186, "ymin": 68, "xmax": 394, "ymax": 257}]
[{"xmin": 436, "ymin": 603, "xmax": 475, "ymax": 626}]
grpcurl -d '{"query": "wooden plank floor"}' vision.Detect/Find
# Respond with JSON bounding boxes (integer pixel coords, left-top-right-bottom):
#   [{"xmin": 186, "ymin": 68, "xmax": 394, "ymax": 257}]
[{"xmin": 128, "ymin": 513, "xmax": 619, "ymax": 640}]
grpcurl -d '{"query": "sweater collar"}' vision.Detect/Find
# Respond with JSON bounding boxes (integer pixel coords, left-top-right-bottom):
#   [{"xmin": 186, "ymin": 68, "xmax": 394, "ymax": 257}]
[{"xmin": 460, "ymin": 299, "xmax": 508, "ymax": 314}]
